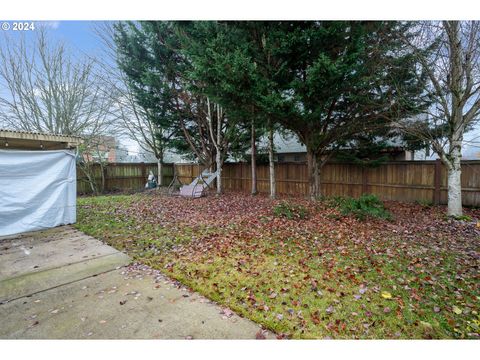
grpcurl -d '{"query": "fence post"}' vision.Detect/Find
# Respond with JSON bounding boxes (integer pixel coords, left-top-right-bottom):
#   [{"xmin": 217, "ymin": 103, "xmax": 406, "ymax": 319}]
[{"xmin": 434, "ymin": 159, "xmax": 441, "ymax": 205}]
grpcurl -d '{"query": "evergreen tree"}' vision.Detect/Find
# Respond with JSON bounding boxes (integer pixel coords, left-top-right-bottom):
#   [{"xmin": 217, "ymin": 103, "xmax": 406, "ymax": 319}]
[
  {"xmin": 114, "ymin": 21, "xmax": 250, "ymax": 184},
  {"xmin": 256, "ymin": 21, "xmax": 428, "ymax": 198},
  {"xmin": 179, "ymin": 21, "xmax": 427, "ymax": 199},
  {"xmin": 114, "ymin": 21, "xmax": 180, "ymax": 165},
  {"xmin": 176, "ymin": 21, "xmax": 262, "ymax": 194},
  {"xmin": 115, "ymin": 21, "xmax": 427, "ymax": 199},
  {"xmin": 177, "ymin": 21, "xmax": 282, "ymax": 197}
]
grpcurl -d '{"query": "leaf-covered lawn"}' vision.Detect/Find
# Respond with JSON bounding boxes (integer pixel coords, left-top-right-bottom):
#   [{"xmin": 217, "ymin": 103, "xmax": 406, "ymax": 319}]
[{"xmin": 76, "ymin": 192, "xmax": 480, "ymax": 339}]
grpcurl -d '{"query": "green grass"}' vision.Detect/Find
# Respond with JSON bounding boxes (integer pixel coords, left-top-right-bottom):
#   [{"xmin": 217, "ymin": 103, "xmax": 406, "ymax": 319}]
[
  {"xmin": 77, "ymin": 195, "xmax": 200, "ymax": 257},
  {"xmin": 75, "ymin": 193, "xmax": 479, "ymax": 339},
  {"xmin": 157, "ymin": 243, "xmax": 474, "ymax": 339}
]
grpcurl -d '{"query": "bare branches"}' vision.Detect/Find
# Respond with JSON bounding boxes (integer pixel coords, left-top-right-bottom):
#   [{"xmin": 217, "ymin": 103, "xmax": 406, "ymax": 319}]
[
  {"xmin": 398, "ymin": 21, "xmax": 480, "ymax": 159},
  {"xmin": 92, "ymin": 22, "xmax": 162, "ymax": 159},
  {"xmin": 0, "ymin": 29, "xmax": 114, "ymax": 139},
  {"xmin": 0, "ymin": 27, "xmax": 119, "ymax": 194},
  {"xmin": 397, "ymin": 21, "xmax": 480, "ymax": 215}
]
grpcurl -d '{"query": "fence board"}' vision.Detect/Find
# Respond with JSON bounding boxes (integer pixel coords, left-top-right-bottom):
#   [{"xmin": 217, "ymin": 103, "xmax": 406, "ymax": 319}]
[
  {"xmin": 76, "ymin": 161, "xmax": 480, "ymax": 206},
  {"xmin": 77, "ymin": 163, "xmax": 174, "ymax": 194}
]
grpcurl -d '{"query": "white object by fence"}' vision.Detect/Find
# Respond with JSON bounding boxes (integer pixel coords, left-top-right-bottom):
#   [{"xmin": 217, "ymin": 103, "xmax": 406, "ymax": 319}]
[{"xmin": 179, "ymin": 169, "xmax": 218, "ymax": 198}]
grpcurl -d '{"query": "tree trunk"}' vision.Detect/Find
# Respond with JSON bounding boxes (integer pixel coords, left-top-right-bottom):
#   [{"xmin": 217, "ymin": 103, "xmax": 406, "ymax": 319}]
[
  {"xmin": 216, "ymin": 106, "xmax": 223, "ymax": 195},
  {"xmin": 157, "ymin": 159, "xmax": 163, "ymax": 187},
  {"xmin": 210, "ymin": 153, "xmax": 215, "ymax": 173},
  {"xmin": 444, "ymin": 22, "xmax": 463, "ymax": 217},
  {"xmin": 307, "ymin": 149, "xmax": 320, "ymax": 200},
  {"xmin": 206, "ymin": 98, "xmax": 223, "ymax": 195},
  {"xmin": 78, "ymin": 161, "xmax": 98, "ymax": 195},
  {"xmin": 446, "ymin": 140, "xmax": 463, "ymax": 216},
  {"xmin": 447, "ymin": 165, "xmax": 462, "ymax": 216},
  {"xmin": 82, "ymin": 166, "xmax": 98, "ymax": 195},
  {"xmin": 268, "ymin": 124, "xmax": 276, "ymax": 199},
  {"xmin": 215, "ymin": 148, "xmax": 222, "ymax": 195},
  {"xmin": 251, "ymin": 120, "xmax": 258, "ymax": 195},
  {"xmin": 100, "ymin": 164, "xmax": 106, "ymax": 194}
]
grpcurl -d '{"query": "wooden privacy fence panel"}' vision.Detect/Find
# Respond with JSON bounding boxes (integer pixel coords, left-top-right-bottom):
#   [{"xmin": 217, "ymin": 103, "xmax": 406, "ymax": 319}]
[
  {"xmin": 359, "ymin": 161, "xmax": 437, "ymax": 203},
  {"xmin": 175, "ymin": 163, "xmax": 201, "ymax": 186},
  {"xmin": 173, "ymin": 160, "xmax": 480, "ymax": 206},
  {"xmin": 77, "ymin": 163, "xmax": 174, "ymax": 194},
  {"xmin": 76, "ymin": 160, "xmax": 480, "ymax": 206},
  {"xmin": 448, "ymin": 161, "xmax": 480, "ymax": 206}
]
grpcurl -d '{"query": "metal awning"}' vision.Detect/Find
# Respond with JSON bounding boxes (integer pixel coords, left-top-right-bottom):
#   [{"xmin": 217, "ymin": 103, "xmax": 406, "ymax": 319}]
[{"xmin": 0, "ymin": 129, "xmax": 83, "ymax": 150}]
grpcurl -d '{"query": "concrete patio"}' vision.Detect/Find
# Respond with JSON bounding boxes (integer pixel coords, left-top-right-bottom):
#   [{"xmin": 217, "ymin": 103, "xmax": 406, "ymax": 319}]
[{"xmin": 0, "ymin": 226, "xmax": 270, "ymax": 339}]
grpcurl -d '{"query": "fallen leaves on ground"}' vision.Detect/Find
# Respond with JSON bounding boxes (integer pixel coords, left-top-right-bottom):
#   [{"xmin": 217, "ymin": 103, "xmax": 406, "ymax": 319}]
[
  {"xmin": 255, "ymin": 329, "xmax": 268, "ymax": 339},
  {"xmin": 381, "ymin": 291, "xmax": 392, "ymax": 299},
  {"xmin": 76, "ymin": 192, "xmax": 480, "ymax": 339}
]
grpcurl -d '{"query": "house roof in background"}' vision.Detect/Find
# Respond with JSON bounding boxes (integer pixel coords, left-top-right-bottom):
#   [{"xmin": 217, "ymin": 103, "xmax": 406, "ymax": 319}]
[
  {"xmin": 253, "ymin": 131, "xmax": 307, "ymax": 154},
  {"xmin": 0, "ymin": 129, "xmax": 83, "ymax": 150},
  {"xmin": 266, "ymin": 132, "xmax": 409, "ymax": 154},
  {"xmin": 273, "ymin": 132, "xmax": 307, "ymax": 153}
]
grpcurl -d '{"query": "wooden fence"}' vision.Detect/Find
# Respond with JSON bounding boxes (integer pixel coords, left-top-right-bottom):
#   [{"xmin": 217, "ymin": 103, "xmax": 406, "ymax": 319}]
[
  {"xmin": 77, "ymin": 163, "xmax": 174, "ymax": 194},
  {"xmin": 77, "ymin": 160, "xmax": 480, "ymax": 206}
]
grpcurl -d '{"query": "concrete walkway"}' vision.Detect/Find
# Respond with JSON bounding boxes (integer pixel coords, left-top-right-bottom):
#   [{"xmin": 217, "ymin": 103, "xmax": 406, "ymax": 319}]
[{"xmin": 0, "ymin": 226, "xmax": 270, "ymax": 339}]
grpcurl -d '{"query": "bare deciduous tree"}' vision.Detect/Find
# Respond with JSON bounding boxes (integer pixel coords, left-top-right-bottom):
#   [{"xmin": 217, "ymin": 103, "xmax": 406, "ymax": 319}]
[
  {"xmin": 0, "ymin": 29, "xmax": 112, "ymax": 137},
  {"xmin": 397, "ymin": 21, "xmax": 480, "ymax": 216},
  {"xmin": 0, "ymin": 28, "xmax": 116, "ymax": 193},
  {"xmin": 267, "ymin": 121, "xmax": 276, "ymax": 199},
  {"xmin": 93, "ymin": 22, "xmax": 170, "ymax": 185}
]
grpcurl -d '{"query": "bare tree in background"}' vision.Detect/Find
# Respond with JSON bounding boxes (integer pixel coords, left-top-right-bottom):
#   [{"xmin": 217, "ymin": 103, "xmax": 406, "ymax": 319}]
[
  {"xmin": 397, "ymin": 21, "xmax": 480, "ymax": 216},
  {"xmin": 0, "ymin": 29, "xmax": 113, "ymax": 136},
  {"xmin": 0, "ymin": 28, "xmax": 116, "ymax": 193},
  {"xmin": 115, "ymin": 89, "xmax": 171, "ymax": 185},
  {"xmin": 93, "ymin": 22, "xmax": 172, "ymax": 186}
]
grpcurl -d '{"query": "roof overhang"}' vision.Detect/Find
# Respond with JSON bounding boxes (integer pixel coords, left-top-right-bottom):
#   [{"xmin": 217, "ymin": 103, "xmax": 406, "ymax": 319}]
[{"xmin": 0, "ymin": 129, "xmax": 83, "ymax": 150}]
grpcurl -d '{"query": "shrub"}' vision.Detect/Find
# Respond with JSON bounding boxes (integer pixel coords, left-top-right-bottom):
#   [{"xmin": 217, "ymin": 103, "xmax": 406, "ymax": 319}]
[
  {"xmin": 273, "ymin": 201, "xmax": 308, "ymax": 220},
  {"xmin": 451, "ymin": 214, "xmax": 472, "ymax": 222},
  {"xmin": 335, "ymin": 194, "xmax": 392, "ymax": 221}
]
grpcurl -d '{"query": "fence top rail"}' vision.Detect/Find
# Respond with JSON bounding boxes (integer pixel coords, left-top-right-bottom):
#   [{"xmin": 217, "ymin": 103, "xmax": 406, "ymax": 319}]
[
  {"xmin": 81, "ymin": 162, "xmax": 169, "ymax": 167},
  {"xmin": 78, "ymin": 160, "xmax": 480, "ymax": 167},
  {"xmin": 223, "ymin": 160, "xmax": 480, "ymax": 166}
]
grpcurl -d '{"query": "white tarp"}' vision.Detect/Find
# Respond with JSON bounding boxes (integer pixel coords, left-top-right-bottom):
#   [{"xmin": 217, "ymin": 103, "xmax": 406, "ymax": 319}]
[{"xmin": 0, "ymin": 149, "xmax": 77, "ymax": 236}]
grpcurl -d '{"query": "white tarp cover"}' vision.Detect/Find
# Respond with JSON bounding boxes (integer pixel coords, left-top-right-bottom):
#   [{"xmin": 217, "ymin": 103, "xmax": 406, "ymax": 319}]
[{"xmin": 0, "ymin": 149, "xmax": 76, "ymax": 236}]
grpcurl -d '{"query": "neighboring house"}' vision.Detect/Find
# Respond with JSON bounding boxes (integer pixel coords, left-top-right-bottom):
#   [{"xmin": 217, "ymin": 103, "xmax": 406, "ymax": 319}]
[
  {"xmin": 270, "ymin": 132, "xmax": 307, "ymax": 163},
  {"xmin": 164, "ymin": 150, "xmax": 190, "ymax": 164},
  {"xmin": 121, "ymin": 130, "xmax": 417, "ymax": 165},
  {"xmin": 82, "ymin": 136, "xmax": 117, "ymax": 163},
  {"xmin": 261, "ymin": 131, "xmax": 415, "ymax": 163},
  {"xmin": 115, "ymin": 146, "xmax": 129, "ymax": 162},
  {"xmin": 120, "ymin": 154, "xmax": 143, "ymax": 163}
]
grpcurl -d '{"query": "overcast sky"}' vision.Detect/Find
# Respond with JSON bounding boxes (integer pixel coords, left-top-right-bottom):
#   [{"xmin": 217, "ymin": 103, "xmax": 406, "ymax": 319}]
[{"xmin": 1, "ymin": 20, "xmax": 479, "ymax": 159}]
